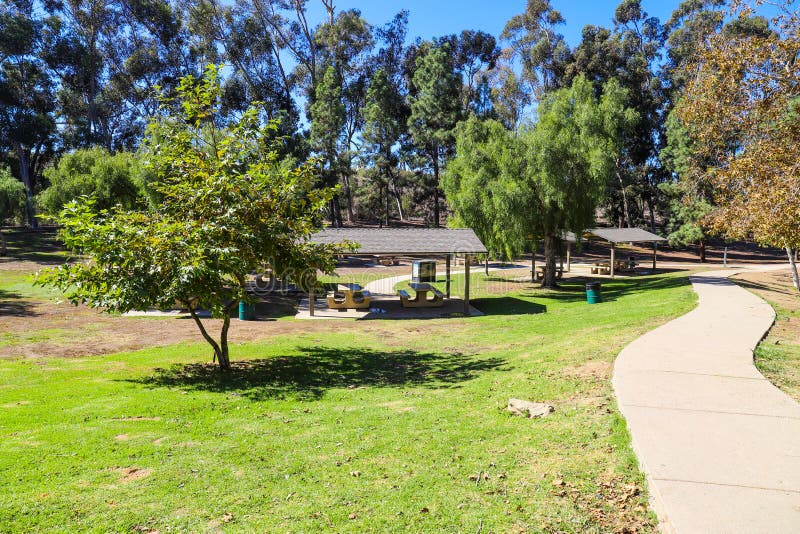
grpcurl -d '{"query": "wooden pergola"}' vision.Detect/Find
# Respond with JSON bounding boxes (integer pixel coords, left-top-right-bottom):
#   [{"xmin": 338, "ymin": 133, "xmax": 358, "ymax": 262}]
[
  {"xmin": 311, "ymin": 228, "xmax": 488, "ymax": 315},
  {"xmin": 584, "ymin": 228, "xmax": 667, "ymax": 277}
]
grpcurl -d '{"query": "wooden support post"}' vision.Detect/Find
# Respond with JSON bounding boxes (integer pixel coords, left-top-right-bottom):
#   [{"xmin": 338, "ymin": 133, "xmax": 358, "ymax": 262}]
[
  {"xmin": 445, "ymin": 254, "xmax": 451, "ymax": 298},
  {"xmin": 464, "ymin": 254, "xmax": 471, "ymax": 315},
  {"xmin": 309, "ymin": 286, "xmax": 315, "ymax": 317},
  {"xmin": 610, "ymin": 243, "xmax": 616, "ymax": 278},
  {"xmin": 485, "ymin": 255, "xmax": 489, "ymax": 276},
  {"xmin": 652, "ymin": 242, "xmax": 657, "ymax": 271},
  {"xmin": 531, "ymin": 239, "xmax": 537, "ymax": 281},
  {"xmin": 566, "ymin": 243, "xmax": 571, "ymax": 273}
]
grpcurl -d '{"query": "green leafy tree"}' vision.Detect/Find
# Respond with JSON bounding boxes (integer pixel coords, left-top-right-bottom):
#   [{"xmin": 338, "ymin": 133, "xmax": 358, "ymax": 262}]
[
  {"xmin": 38, "ymin": 66, "xmax": 344, "ymax": 370},
  {"xmin": 524, "ymin": 76, "xmax": 637, "ymax": 287},
  {"xmin": 309, "ymin": 65, "xmax": 346, "ymax": 226},
  {"xmin": 361, "ymin": 68, "xmax": 404, "ymax": 225},
  {"xmin": 0, "ymin": 2, "xmax": 58, "ymax": 227},
  {"xmin": 501, "ymin": 0, "xmax": 571, "ymax": 99},
  {"xmin": 407, "ymin": 43, "xmax": 463, "ymax": 227},
  {"xmin": 0, "ymin": 166, "xmax": 26, "ymax": 255},
  {"xmin": 37, "ymin": 148, "xmax": 148, "ymax": 216},
  {"xmin": 660, "ymin": 108, "xmax": 714, "ymax": 261},
  {"xmin": 446, "ymin": 77, "xmax": 636, "ymax": 288},
  {"xmin": 314, "ymin": 7, "xmax": 374, "ymax": 222},
  {"xmin": 443, "ymin": 116, "xmax": 526, "ymax": 260},
  {"xmin": 565, "ymin": 0, "xmax": 666, "ymax": 230}
]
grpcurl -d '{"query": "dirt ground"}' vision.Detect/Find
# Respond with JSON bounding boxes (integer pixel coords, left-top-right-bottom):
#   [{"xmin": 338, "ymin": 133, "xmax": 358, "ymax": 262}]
[
  {"xmin": 733, "ymin": 269, "xmax": 800, "ymax": 312},
  {"xmin": 0, "ymin": 228, "xmax": 791, "ymax": 361},
  {"xmin": 731, "ymin": 268, "xmax": 800, "ymax": 400}
]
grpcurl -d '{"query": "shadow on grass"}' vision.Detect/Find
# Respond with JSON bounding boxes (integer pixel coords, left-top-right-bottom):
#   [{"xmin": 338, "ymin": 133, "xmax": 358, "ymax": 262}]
[
  {"xmin": 495, "ymin": 273, "xmax": 692, "ymax": 306},
  {"xmin": 1, "ymin": 228, "xmax": 69, "ymax": 264},
  {"xmin": 728, "ymin": 277, "xmax": 797, "ymax": 297},
  {"xmin": 130, "ymin": 346, "xmax": 505, "ymax": 401},
  {"xmin": 0, "ymin": 289, "xmax": 39, "ymax": 317},
  {"xmin": 473, "ymin": 297, "xmax": 546, "ymax": 315}
]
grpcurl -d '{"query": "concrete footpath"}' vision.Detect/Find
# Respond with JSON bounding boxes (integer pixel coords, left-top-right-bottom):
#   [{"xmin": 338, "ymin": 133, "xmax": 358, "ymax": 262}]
[{"xmin": 613, "ymin": 268, "xmax": 800, "ymax": 533}]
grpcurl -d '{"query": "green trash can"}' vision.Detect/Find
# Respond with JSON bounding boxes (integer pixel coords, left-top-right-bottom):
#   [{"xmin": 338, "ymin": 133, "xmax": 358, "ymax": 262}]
[
  {"xmin": 585, "ymin": 282, "xmax": 602, "ymax": 304},
  {"xmin": 238, "ymin": 301, "xmax": 256, "ymax": 320}
]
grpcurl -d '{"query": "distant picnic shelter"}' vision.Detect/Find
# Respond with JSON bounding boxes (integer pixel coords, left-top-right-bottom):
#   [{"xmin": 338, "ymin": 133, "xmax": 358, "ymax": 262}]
[
  {"xmin": 312, "ymin": 228, "xmax": 489, "ymax": 314},
  {"xmin": 584, "ymin": 228, "xmax": 667, "ymax": 277}
]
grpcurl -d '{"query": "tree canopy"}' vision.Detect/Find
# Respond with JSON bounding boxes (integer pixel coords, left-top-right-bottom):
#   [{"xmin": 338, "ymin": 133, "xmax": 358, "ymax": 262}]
[
  {"xmin": 675, "ymin": 0, "xmax": 800, "ymax": 286},
  {"xmin": 38, "ymin": 66, "xmax": 345, "ymax": 369},
  {"xmin": 446, "ymin": 76, "xmax": 637, "ymax": 287}
]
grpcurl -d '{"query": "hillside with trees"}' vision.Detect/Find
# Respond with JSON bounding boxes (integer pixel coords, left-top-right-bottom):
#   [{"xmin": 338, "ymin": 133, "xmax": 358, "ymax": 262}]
[{"xmin": 0, "ymin": 0, "xmax": 794, "ymax": 270}]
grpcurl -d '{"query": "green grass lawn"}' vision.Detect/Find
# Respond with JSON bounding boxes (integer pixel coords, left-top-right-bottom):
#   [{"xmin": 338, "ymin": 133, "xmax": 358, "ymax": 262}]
[{"xmin": 0, "ymin": 271, "xmax": 696, "ymax": 532}]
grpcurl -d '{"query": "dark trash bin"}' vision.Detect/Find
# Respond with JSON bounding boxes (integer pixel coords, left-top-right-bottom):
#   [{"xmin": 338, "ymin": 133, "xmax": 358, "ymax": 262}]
[
  {"xmin": 585, "ymin": 282, "xmax": 602, "ymax": 304},
  {"xmin": 411, "ymin": 260, "xmax": 437, "ymax": 283}
]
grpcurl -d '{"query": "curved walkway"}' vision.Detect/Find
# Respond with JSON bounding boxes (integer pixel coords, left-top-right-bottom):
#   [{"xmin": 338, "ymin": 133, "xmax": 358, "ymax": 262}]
[{"xmin": 613, "ymin": 268, "xmax": 800, "ymax": 533}]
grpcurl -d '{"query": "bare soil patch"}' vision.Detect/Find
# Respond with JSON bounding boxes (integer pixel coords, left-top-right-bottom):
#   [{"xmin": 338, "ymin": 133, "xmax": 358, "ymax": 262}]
[
  {"xmin": 0, "ymin": 294, "xmax": 399, "ymax": 359},
  {"xmin": 732, "ymin": 269, "xmax": 800, "ymax": 313},
  {"xmin": 732, "ymin": 268, "xmax": 800, "ymax": 401},
  {"xmin": 563, "ymin": 360, "xmax": 612, "ymax": 381}
]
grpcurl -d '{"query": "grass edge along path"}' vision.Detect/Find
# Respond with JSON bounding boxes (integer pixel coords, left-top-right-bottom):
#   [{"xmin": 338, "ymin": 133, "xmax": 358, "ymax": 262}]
[
  {"xmin": 0, "ymin": 271, "xmax": 697, "ymax": 532},
  {"xmin": 732, "ymin": 269, "xmax": 800, "ymax": 401}
]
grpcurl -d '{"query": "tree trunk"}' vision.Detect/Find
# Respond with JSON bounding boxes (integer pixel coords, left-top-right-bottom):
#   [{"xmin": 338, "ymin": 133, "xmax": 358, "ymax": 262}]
[
  {"xmin": 385, "ymin": 183, "xmax": 390, "ymax": 227},
  {"xmin": 432, "ymin": 155, "xmax": 440, "ymax": 227},
  {"xmin": 0, "ymin": 231, "xmax": 6, "ymax": 256},
  {"xmin": 342, "ymin": 175, "xmax": 354, "ymax": 223},
  {"xmin": 188, "ymin": 305, "xmax": 226, "ymax": 368},
  {"xmin": 616, "ymin": 165, "xmax": 631, "ymax": 228},
  {"xmin": 330, "ymin": 197, "xmax": 342, "ymax": 227},
  {"xmin": 787, "ymin": 247, "xmax": 799, "ymax": 291},
  {"xmin": 699, "ymin": 239, "xmax": 706, "ymax": 263},
  {"xmin": 393, "ymin": 183, "xmax": 405, "ymax": 220},
  {"xmin": 647, "ymin": 194, "xmax": 657, "ymax": 233},
  {"xmin": 218, "ymin": 310, "xmax": 232, "ymax": 370},
  {"xmin": 541, "ymin": 234, "xmax": 558, "ymax": 289},
  {"xmin": 15, "ymin": 145, "xmax": 37, "ymax": 228}
]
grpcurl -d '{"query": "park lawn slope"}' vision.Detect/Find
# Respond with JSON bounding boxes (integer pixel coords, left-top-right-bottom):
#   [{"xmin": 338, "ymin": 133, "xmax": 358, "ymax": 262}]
[
  {"xmin": 0, "ymin": 271, "xmax": 696, "ymax": 532},
  {"xmin": 733, "ymin": 269, "xmax": 800, "ymax": 401}
]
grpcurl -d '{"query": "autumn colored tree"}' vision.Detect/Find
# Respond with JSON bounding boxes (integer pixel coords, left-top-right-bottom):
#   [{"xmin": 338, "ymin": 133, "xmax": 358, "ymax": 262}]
[{"xmin": 677, "ymin": 1, "xmax": 800, "ymax": 289}]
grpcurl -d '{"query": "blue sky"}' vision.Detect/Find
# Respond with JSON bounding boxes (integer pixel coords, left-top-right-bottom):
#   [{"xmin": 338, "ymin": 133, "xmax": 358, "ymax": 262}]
[{"xmin": 304, "ymin": 1, "xmax": 681, "ymax": 47}]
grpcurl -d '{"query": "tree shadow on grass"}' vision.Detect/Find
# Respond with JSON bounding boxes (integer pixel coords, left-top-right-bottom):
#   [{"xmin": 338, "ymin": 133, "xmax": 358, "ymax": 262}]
[
  {"xmin": 499, "ymin": 274, "xmax": 692, "ymax": 306},
  {"xmin": 129, "ymin": 346, "xmax": 506, "ymax": 401},
  {"xmin": 0, "ymin": 289, "xmax": 39, "ymax": 317},
  {"xmin": 2, "ymin": 229, "xmax": 69, "ymax": 264},
  {"xmin": 473, "ymin": 297, "xmax": 546, "ymax": 315},
  {"xmin": 732, "ymin": 277, "xmax": 795, "ymax": 297}
]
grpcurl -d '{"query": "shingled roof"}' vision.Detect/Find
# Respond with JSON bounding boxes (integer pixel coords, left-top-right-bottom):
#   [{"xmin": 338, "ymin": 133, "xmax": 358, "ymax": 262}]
[
  {"xmin": 312, "ymin": 228, "xmax": 488, "ymax": 255},
  {"xmin": 586, "ymin": 227, "xmax": 666, "ymax": 243}
]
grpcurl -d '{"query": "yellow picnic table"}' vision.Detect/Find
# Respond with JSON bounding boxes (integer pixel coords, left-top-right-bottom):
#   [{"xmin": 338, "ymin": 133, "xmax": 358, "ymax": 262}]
[{"xmin": 327, "ymin": 284, "xmax": 371, "ymax": 311}]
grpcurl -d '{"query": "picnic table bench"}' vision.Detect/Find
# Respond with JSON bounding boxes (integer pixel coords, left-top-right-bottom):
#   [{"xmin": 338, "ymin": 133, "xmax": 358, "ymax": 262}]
[
  {"xmin": 591, "ymin": 258, "xmax": 637, "ymax": 275},
  {"xmin": 327, "ymin": 284, "xmax": 371, "ymax": 311},
  {"xmin": 398, "ymin": 282, "xmax": 444, "ymax": 308},
  {"xmin": 534, "ymin": 265, "xmax": 564, "ymax": 281},
  {"xmin": 591, "ymin": 262, "xmax": 612, "ymax": 275}
]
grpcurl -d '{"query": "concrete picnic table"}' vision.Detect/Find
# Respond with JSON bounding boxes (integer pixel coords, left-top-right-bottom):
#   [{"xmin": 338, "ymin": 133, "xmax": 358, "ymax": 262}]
[
  {"xmin": 398, "ymin": 282, "xmax": 444, "ymax": 308},
  {"xmin": 327, "ymin": 283, "xmax": 371, "ymax": 311}
]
